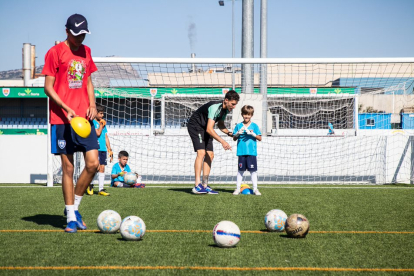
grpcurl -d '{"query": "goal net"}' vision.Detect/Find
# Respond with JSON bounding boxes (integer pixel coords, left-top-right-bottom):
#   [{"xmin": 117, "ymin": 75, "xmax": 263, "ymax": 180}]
[{"xmin": 50, "ymin": 58, "xmax": 414, "ymax": 185}]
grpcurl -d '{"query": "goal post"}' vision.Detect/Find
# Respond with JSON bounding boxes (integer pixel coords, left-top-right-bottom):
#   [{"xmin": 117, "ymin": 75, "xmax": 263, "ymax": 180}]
[{"xmin": 48, "ymin": 57, "xmax": 414, "ymax": 186}]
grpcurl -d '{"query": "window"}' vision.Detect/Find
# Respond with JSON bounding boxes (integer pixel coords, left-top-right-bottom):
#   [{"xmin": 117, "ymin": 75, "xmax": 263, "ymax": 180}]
[{"xmin": 366, "ymin": 119, "xmax": 375, "ymax": 126}]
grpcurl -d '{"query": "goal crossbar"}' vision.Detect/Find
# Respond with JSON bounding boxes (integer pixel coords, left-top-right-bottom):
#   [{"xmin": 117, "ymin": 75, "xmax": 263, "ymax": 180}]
[{"xmin": 93, "ymin": 57, "xmax": 414, "ymax": 64}]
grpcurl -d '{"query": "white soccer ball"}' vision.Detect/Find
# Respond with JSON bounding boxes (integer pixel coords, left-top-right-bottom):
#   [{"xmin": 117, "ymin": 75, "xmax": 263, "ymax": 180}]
[
  {"xmin": 264, "ymin": 209, "xmax": 288, "ymax": 232},
  {"xmin": 213, "ymin": 220, "xmax": 241, "ymax": 248},
  {"xmin": 97, "ymin": 210, "xmax": 122, "ymax": 234},
  {"xmin": 120, "ymin": 216, "xmax": 146, "ymax": 241},
  {"xmin": 124, "ymin": 172, "xmax": 137, "ymax": 185}
]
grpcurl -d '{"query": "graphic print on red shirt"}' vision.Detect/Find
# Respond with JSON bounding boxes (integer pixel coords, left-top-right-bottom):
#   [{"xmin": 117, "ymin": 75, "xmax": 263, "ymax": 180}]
[{"xmin": 67, "ymin": 59, "xmax": 87, "ymax": 89}]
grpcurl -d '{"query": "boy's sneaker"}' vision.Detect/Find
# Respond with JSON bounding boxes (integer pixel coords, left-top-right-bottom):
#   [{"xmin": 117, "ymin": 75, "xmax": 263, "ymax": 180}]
[
  {"xmin": 254, "ymin": 189, "xmax": 262, "ymax": 196},
  {"xmin": 98, "ymin": 189, "xmax": 110, "ymax": 196},
  {"xmin": 86, "ymin": 185, "xmax": 94, "ymax": 195},
  {"xmin": 65, "ymin": 221, "xmax": 78, "ymax": 233},
  {"xmin": 233, "ymin": 189, "xmax": 241, "ymax": 195},
  {"xmin": 75, "ymin": 211, "xmax": 87, "ymax": 230},
  {"xmin": 205, "ymin": 185, "xmax": 219, "ymax": 195},
  {"xmin": 134, "ymin": 183, "xmax": 145, "ymax": 188},
  {"xmin": 192, "ymin": 184, "xmax": 207, "ymax": 194}
]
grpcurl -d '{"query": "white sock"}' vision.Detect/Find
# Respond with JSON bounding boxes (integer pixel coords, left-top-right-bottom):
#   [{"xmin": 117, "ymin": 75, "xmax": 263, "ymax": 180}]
[
  {"xmin": 74, "ymin": 195, "xmax": 82, "ymax": 211},
  {"xmin": 251, "ymin": 171, "xmax": 258, "ymax": 190},
  {"xmin": 98, "ymin": 173, "xmax": 105, "ymax": 191},
  {"xmin": 114, "ymin": 182, "xmax": 129, "ymax": 188},
  {"xmin": 66, "ymin": 205, "xmax": 76, "ymax": 223},
  {"xmin": 236, "ymin": 171, "xmax": 244, "ymax": 190}
]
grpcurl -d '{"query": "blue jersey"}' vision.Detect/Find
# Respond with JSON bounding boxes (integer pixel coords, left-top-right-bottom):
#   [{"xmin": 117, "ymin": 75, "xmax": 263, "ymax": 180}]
[
  {"xmin": 93, "ymin": 119, "xmax": 108, "ymax": 152},
  {"xmin": 233, "ymin": 122, "xmax": 261, "ymax": 156},
  {"xmin": 111, "ymin": 162, "xmax": 131, "ymax": 185}
]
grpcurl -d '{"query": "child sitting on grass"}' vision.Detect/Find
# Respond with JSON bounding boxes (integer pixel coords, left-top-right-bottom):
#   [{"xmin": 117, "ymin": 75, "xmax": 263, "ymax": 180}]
[{"xmin": 111, "ymin": 150, "xmax": 144, "ymax": 188}]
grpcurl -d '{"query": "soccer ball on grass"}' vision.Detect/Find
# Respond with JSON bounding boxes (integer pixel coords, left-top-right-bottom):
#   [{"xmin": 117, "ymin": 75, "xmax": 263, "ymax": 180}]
[
  {"xmin": 264, "ymin": 209, "xmax": 287, "ymax": 232},
  {"xmin": 285, "ymin": 213, "xmax": 310, "ymax": 238},
  {"xmin": 213, "ymin": 220, "xmax": 241, "ymax": 248},
  {"xmin": 120, "ymin": 216, "xmax": 146, "ymax": 241},
  {"xmin": 97, "ymin": 210, "xmax": 122, "ymax": 234}
]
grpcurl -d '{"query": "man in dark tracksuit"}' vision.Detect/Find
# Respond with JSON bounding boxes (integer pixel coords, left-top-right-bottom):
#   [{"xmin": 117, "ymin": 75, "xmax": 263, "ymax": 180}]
[{"xmin": 187, "ymin": 90, "xmax": 240, "ymax": 194}]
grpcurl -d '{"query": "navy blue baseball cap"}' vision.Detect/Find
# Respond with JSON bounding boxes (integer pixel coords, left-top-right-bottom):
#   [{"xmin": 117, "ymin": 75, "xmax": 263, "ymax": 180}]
[{"xmin": 65, "ymin": 14, "xmax": 91, "ymax": 36}]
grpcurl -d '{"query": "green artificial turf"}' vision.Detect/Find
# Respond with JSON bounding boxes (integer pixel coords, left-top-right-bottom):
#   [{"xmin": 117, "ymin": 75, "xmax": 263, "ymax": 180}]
[{"xmin": 0, "ymin": 184, "xmax": 413, "ymax": 275}]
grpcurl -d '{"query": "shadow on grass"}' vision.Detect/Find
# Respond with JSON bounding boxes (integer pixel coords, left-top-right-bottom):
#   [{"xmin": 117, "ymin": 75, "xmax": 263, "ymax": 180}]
[
  {"xmin": 21, "ymin": 214, "xmax": 66, "ymax": 229},
  {"xmin": 116, "ymin": 238, "xmax": 144, "ymax": 242},
  {"xmin": 213, "ymin": 188, "xmax": 233, "ymax": 194},
  {"xmin": 168, "ymin": 188, "xmax": 196, "ymax": 194},
  {"xmin": 208, "ymin": 244, "xmax": 240, "ymax": 248},
  {"xmin": 168, "ymin": 187, "xmax": 235, "ymax": 195},
  {"xmin": 279, "ymin": 234, "xmax": 307, "ymax": 239},
  {"xmin": 94, "ymin": 231, "xmax": 122, "ymax": 235}
]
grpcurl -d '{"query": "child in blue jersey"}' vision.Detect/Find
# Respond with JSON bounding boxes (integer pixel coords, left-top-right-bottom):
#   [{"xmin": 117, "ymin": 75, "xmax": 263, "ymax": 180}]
[
  {"xmin": 87, "ymin": 104, "xmax": 113, "ymax": 196},
  {"xmin": 232, "ymin": 105, "xmax": 262, "ymax": 195},
  {"xmin": 111, "ymin": 150, "xmax": 143, "ymax": 188}
]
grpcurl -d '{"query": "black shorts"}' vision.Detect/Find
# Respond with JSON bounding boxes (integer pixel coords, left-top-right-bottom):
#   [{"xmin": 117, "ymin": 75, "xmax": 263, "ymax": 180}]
[
  {"xmin": 98, "ymin": 151, "xmax": 107, "ymax": 165},
  {"xmin": 51, "ymin": 122, "xmax": 99, "ymax": 155},
  {"xmin": 188, "ymin": 126, "xmax": 214, "ymax": 152},
  {"xmin": 238, "ymin": 155, "xmax": 258, "ymax": 172}
]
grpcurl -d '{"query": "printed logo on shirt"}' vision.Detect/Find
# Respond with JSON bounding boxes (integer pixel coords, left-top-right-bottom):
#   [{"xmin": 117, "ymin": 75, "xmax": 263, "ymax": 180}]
[
  {"xmin": 58, "ymin": 140, "xmax": 66, "ymax": 149},
  {"xmin": 67, "ymin": 59, "xmax": 86, "ymax": 89}
]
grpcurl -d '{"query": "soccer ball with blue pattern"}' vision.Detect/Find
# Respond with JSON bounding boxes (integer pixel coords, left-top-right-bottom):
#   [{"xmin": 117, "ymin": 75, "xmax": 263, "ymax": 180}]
[
  {"xmin": 120, "ymin": 216, "xmax": 146, "ymax": 241},
  {"xmin": 264, "ymin": 209, "xmax": 287, "ymax": 232},
  {"xmin": 97, "ymin": 210, "xmax": 122, "ymax": 234},
  {"xmin": 124, "ymin": 172, "xmax": 137, "ymax": 185},
  {"xmin": 213, "ymin": 220, "xmax": 241, "ymax": 248}
]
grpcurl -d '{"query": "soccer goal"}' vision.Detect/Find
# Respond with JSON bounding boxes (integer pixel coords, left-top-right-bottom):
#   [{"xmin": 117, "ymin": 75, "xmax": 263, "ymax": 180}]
[{"xmin": 48, "ymin": 57, "xmax": 414, "ymax": 185}]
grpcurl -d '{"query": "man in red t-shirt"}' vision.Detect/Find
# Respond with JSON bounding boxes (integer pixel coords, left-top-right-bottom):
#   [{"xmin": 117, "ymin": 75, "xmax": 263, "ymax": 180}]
[{"xmin": 42, "ymin": 14, "xmax": 99, "ymax": 233}]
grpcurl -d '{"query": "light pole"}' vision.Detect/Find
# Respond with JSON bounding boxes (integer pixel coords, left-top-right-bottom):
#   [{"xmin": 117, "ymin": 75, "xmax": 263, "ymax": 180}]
[{"xmin": 219, "ymin": 0, "xmax": 236, "ymax": 90}]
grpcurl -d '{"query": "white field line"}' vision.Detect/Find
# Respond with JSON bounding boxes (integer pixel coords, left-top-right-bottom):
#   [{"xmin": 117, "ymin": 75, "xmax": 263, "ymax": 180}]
[{"xmin": 0, "ymin": 185, "xmax": 413, "ymax": 189}]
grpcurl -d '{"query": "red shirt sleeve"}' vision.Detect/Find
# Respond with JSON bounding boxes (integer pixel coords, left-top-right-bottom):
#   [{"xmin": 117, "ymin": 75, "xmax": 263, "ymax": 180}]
[
  {"xmin": 86, "ymin": 46, "xmax": 98, "ymax": 74},
  {"xmin": 41, "ymin": 47, "xmax": 59, "ymax": 77}
]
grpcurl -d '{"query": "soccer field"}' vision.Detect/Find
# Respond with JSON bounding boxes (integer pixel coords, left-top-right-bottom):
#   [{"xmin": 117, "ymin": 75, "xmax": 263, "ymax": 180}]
[{"xmin": 1, "ymin": 184, "xmax": 413, "ymax": 275}]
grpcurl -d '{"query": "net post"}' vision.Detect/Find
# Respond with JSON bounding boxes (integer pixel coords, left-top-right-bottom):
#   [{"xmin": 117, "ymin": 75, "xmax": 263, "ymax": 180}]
[
  {"xmin": 161, "ymin": 94, "xmax": 165, "ymax": 132},
  {"xmin": 411, "ymin": 136, "xmax": 414, "ymax": 184},
  {"xmin": 354, "ymin": 95, "xmax": 359, "ymax": 136},
  {"xmin": 74, "ymin": 152, "xmax": 81, "ymax": 184},
  {"xmin": 261, "ymin": 71, "xmax": 268, "ymax": 135},
  {"xmin": 150, "ymin": 96, "xmax": 154, "ymax": 136},
  {"xmin": 46, "ymin": 98, "xmax": 53, "ymax": 187}
]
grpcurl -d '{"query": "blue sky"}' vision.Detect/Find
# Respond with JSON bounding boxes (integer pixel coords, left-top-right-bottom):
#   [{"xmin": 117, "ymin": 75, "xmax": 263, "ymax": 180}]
[{"xmin": 0, "ymin": 0, "xmax": 413, "ymax": 71}]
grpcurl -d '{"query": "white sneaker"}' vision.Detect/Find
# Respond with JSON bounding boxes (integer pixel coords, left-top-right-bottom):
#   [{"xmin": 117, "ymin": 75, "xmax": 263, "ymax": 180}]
[
  {"xmin": 233, "ymin": 189, "xmax": 240, "ymax": 195},
  {"xmin": 254, "ymin": 189, "xmax": 262, "ymax": 196}
]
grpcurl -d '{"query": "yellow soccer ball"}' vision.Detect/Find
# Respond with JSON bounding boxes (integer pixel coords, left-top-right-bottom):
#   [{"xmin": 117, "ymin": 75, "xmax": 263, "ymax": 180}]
[{"xmin": 70, "ymin": 117, "xmax": 91, "ymax": 138}]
